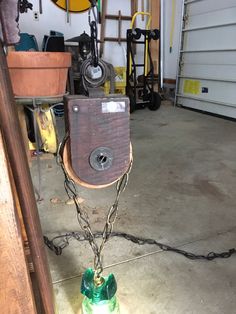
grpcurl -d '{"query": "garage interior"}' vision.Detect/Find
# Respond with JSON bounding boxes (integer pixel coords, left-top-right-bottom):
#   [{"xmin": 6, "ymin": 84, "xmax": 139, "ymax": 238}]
[{"xmin": 0, "ymin": 1, "xmax": 236, "ymax": 314}]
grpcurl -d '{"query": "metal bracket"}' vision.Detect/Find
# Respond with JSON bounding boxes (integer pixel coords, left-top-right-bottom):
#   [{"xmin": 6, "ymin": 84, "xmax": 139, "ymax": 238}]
[{"xmin": 89, "ymin": 147, "xmax": 113, "ymax": 171}]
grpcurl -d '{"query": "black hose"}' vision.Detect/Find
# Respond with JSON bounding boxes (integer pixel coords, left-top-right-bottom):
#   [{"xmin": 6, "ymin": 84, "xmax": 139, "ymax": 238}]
[
  {"xmin": 80, "ymin": 57, "xmax": 116, "ymax": 95},
  {"xmin": 80, "ymin": 57, "xmax": 107, "ymax": 88}
]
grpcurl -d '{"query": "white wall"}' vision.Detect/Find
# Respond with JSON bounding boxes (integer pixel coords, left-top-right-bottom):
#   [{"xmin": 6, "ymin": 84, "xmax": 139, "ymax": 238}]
[
  {"xmin": 19, "ymin": 0, "xmax": 91, "ymax": 46},
  {"xmin": 163, "ymin": 0, "xmax": 183, "ymax": 79},
  {"xmin": 19, "ymin": 0, "xmax": 183, "ymax": 80}
]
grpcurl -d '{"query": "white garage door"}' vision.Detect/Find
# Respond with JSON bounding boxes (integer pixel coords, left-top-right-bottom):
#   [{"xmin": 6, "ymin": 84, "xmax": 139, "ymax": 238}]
[{"xmin": 176, "ymin": 0, "xmax": 236, "ymax": 118}]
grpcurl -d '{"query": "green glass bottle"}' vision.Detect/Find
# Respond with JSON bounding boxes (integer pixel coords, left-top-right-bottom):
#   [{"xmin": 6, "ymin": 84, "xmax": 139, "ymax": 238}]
[{"xmin": 81, "ymin": 268, "xmax": 120, "ymax": 314}]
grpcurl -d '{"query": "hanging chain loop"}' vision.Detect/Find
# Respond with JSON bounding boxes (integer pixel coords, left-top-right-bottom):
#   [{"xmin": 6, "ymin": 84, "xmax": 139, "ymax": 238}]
[{"xmin": 57, "ymin": 134, "xmax": 132, "ymax": 278}]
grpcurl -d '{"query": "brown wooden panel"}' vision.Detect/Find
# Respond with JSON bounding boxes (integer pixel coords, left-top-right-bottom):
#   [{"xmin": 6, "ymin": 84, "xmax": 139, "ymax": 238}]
[
  {"xmin": 17, "ymin": 105, "xmax": 31, "ymax": 163},
  {"xmin": 150, "ymin": 0, "xmax": 160, "ymax": 75},
  {"xmin": 104, "ymin": 37, "xmax": 127, "ymax": 42},
  {"xmin": 0, "ymin": 40, "xmax": 55, "ymax": 314},
  {"xmin": 65, "ymin": 95, "xmax": 131, "ymax": 187},
  {"xmin": 100, "ymin": 0, "xmax": 108, "ymax": 57},
  {"xmin": 0, "ymin": 133, "xmax": 36, "ymax": 314},
  {"xmin": 164, "ymin": 78, "xmax": 176, "ymax": 85},
  {"xmin": 105, "ymin": 14, "xmax": 132, "ymax": 21}
]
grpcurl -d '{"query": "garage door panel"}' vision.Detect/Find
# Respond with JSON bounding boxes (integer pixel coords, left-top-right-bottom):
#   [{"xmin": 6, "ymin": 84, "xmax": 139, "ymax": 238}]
[
  {"xmin": 186, "ymin": 0, "xmax": 236, "ymax": 16},
  {"xmin": 179, "ymin": 78, "xmax": 236, "ymax": 106},
  {"xmin": 178, "ymin": 97, "xmax": 236, "ymax": 119},
  {"xmin": 177, "ymin": 0, "xmax": 236, "ymax": 117},
  {"xmin": 180, "ymin": 64, "xmax": 236, "ymax": 81},
  {"xmin": 185, "ymin": 6, "xmax": 236, "ymax": 29},
  {"xmin": 184, "ymin": 26, "xmax": 236, "ymax": 51},
  {"xmin": 183, "ymin": 51, "xmax": 236, "ymax": 65}
]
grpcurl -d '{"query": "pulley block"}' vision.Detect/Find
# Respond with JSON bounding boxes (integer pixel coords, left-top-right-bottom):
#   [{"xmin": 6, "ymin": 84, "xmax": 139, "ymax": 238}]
[{"xmin": 63, "ymin": 95, "xmax": 131, "ymax": 188}]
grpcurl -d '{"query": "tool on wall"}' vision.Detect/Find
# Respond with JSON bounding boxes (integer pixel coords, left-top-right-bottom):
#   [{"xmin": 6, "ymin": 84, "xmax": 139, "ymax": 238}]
[
  {"xmin": 66, "ymin": 0, "xmax": 70, "ymax": 23},
  {"xmin": 51, "ymin": 0, "xmax": 97, "ymax": 13},
  {"xmin": 141, "ymin": 0, "xmax": 145, "ymax": 20},
  {"xmin": 97, "ymin": 0, "xmax": 101, "ymax": 23},
  {"xmin": 19, "ymin": 0, "xmax": 33, "ymax": 13},
  {"xmin": 39, "ymin": 0, "xmax": 43, "ymax": 14},
  {"xmin": 169, "ymin": 0, "xmax": 176, "ymax": 53}
]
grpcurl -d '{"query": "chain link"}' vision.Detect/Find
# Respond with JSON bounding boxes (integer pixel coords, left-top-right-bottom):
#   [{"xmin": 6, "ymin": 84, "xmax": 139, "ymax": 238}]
[
  {"xmin": 44, "ymin": 230, "xmax": 236, "ymax": 262},
  {"xmin": 88, "ymin": 1, "xmax": 99, "ymax": 67},
  {"xmin": 57, "ymin": 134, "xmax": 132, "ymax": 278}
]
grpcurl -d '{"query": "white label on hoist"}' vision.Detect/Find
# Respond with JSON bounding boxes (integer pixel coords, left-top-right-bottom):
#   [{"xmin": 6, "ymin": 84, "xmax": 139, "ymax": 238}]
[{"xmin": 102, "ymin": 101, "xmax": 126, "ymax": 113}]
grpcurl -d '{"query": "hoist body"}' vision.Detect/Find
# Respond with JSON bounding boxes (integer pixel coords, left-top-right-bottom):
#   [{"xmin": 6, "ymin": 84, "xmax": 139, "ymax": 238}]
[{"xmin": 63, "ymin": 95, "xmax": 131, "ymax": 188}]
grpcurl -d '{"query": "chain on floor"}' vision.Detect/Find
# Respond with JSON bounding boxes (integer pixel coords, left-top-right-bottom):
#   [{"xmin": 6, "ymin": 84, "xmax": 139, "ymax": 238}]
[{"xmin": 44, "ymin": 231, "xmax": 236, "ymax": 261}]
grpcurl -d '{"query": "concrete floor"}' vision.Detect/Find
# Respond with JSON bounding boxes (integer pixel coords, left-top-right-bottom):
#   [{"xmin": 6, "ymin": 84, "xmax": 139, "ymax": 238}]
[{"xmin": 33, "ymin": 102, "xmax": 236, "ymax": 314}]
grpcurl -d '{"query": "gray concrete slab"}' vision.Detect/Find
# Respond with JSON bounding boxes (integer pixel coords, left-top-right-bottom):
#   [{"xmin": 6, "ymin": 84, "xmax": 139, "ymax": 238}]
[{"xmin": 32, "ymin": 102, "xmax": 236, "ymax": 313}]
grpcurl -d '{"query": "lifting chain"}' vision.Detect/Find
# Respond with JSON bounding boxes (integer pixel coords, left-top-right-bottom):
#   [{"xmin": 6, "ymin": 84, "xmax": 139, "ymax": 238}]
[
  {"xmin": 88, "ymin": 0, "xmax": 99, "ymax": 67},
  {"xmin": 57, "ymin": 134, "xmax": 132, "ymax": 279}
]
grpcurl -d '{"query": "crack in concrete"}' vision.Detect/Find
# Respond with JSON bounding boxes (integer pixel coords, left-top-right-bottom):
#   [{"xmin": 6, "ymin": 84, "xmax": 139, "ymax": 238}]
[{"xmin": 52, "ymin": 226, "xmax": 236, "ymax": 285}]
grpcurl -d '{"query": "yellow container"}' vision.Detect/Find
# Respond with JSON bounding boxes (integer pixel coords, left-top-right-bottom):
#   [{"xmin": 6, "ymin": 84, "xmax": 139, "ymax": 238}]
[{"xmin": 104, "ymin": 67, "xmax": 126, "ymax": 95}]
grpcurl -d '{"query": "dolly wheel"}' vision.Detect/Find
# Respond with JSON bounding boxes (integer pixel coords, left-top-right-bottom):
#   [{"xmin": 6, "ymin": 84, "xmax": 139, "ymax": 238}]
[
  {"xmin": 127, "ymin": 88, "xmax": 136, "ymax": 113},
  {"xmin": 148, "ymin": 92, "xmax": 161, "ymax": 111},
  {"xmin": 129, "ymin": 93, "xmax": 136, "ymax": 113}
]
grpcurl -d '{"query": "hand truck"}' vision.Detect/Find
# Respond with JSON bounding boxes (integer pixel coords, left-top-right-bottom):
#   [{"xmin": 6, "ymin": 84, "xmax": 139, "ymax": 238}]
[{"xmin": 126, "ymin": 12, "xmax": 161, "ymax": 113}]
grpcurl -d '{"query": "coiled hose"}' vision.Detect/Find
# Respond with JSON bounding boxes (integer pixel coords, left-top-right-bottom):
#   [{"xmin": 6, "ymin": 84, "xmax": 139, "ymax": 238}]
[{"xmin": 80, "ymin": 57, "xmax": 115, "ymax": 94}]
